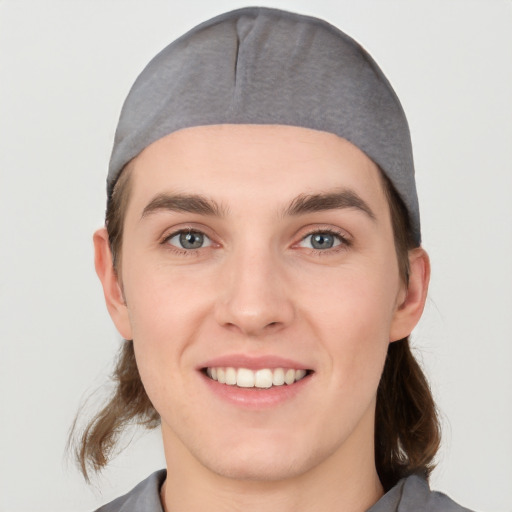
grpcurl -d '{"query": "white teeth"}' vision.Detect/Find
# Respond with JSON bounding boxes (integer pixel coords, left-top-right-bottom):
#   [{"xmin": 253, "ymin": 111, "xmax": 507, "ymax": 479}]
[
  {"xmin": 284, "ymin": 369, "xmax": 295, "ymax": 385},
  {"xmin": 237, "ymin": 368, "xmax": 255, "ymax": 388},
  {"xmin": 225, "ymin": 367, "xmax": 237, "ymax": 385},
  {"xmin": 254, "ymin": 369, "xmax": 273, "ymax": 389},
  {"xmin": 295, "ymin": 369, "xmax": 307, "ymax": 380},
  {"xmin": 272, "ymin": 368, "xmax": 285, "ymax": 386},
  {"xmin": 206, "ymin": 367, "xmax": 308, "ymax": 388}
]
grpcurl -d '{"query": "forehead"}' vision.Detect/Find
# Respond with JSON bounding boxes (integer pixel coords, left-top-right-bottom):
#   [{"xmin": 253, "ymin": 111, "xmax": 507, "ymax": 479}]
[{"xmin": 127, "ymin": 124, "xmax": 388, "ymax": 212}]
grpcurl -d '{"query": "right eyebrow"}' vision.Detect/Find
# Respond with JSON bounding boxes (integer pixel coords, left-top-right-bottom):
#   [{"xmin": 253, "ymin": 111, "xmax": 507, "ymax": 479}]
[{"xmin": 140, "ymin": 193, "xmax": 227, "ymax": 219}]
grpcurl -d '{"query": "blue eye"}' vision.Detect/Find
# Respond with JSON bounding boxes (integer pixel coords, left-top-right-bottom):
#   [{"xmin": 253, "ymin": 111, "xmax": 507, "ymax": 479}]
[
  {"xmin": 167, "ymin": 230, "xmax": 212, "ymax": 250},
  {"xmin": 299, "ymin": 231, "xmax": 343, "ymax": 250}
]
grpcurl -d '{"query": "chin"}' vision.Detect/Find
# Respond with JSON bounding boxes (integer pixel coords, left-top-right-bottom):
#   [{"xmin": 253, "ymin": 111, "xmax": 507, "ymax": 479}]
[
  {"xmin": 203, "ymin": 450, "xmax": 317, "ymax": 482},
  {"xmin": 188, "ymin": 431, "xmax": 334, "ymax": 483}
]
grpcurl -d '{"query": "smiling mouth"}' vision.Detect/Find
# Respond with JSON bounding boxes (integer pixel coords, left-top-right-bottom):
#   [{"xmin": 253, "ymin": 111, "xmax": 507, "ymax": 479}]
[{"xmin": 204, "ymin": 367, "xmax": 311, "ymax": 389}]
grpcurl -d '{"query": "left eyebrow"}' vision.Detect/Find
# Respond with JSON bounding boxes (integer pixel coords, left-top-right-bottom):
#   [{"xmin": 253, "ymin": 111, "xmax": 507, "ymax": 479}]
[{"xmin": 283, "ymin": 189, "xmax": 376, "ymax": 221}]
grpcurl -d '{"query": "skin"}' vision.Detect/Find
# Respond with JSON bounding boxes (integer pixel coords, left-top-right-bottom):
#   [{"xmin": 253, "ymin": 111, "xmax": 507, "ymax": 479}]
[{"xmin": 94, "ymin": 124, "xmax": 429, "ymax": 512}]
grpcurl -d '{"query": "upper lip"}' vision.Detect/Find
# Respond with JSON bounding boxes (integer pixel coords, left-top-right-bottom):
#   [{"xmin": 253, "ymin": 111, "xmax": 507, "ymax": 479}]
[{"xmin": 198, "ymin": 354, "xmax": 311, "ymax": 371}]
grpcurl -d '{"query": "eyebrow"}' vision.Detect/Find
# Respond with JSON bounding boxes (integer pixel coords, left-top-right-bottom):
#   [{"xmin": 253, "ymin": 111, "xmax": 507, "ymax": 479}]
[
  {"xmin": 283, "ymin": 189, "xmax": 376, "ymax": 220},
  {"xmin": 140, "ymin": 188, "xmax": 376, "ymax": 221},
  {"xmin": 141, "ymin": 193, "xmax": 227, "ymax": 219}
]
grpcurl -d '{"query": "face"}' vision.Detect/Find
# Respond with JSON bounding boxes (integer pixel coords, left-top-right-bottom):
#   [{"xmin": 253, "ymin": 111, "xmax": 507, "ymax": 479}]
[{"xmin": 97, "ymin": 124, "xmax": 426, "ymax": 483}]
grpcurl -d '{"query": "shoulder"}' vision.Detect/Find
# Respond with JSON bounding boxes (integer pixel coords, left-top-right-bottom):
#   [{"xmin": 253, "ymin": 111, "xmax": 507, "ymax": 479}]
[
  {"xmin": 369, "ymin": 474, "xmax": 476, "ymax": 512},
  {"xmin": 93, "ymin": 470, "xmax": 166, "ymax": 512},
  {"xmin": 402, "ymin": 474, "xmax": 475, "ymax": 512}
]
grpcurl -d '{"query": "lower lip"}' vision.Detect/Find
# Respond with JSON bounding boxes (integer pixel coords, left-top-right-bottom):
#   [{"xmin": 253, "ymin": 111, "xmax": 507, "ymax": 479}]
[{"xmin": 200, "ymin": 371, "xmax": 312, "ymax": 409}]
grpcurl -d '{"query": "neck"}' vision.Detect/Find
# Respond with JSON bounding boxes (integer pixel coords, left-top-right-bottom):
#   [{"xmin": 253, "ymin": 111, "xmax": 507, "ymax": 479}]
[
  {"xmin": 160, "ymin": 412, "xmax": 384, "ymax": 512},
  {"xmin": 162, "ymin": 462, "xmax": 382, "ymax": 512}
]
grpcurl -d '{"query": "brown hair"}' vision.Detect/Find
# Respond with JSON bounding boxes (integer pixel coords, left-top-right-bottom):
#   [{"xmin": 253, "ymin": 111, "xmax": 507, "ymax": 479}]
[
  {"xmin": 71, "ymin": 164, "xmax": 440, "ymax": 488},
  {"xmin": 375, "ymin": 173, "xmax": 441, "ymax": 490}
]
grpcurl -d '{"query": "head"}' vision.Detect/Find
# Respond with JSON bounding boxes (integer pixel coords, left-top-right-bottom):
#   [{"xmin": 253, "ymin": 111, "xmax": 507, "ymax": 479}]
[{"xmin": 74, "ymin": 7, "xmax": 440, "ymax": 490}]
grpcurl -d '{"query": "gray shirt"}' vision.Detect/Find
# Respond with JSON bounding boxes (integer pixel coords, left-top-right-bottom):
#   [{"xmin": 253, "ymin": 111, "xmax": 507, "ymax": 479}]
[{"xmin": 94, "ymin": 470, "xmax": 475, "ymax": 511}]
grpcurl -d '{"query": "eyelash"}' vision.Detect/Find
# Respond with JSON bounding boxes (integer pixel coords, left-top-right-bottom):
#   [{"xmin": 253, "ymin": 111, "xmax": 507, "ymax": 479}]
[
  {"xmin": 161, "ymin": 228, "xmax": 212, "ymax": 256},
  {"xmin": 297, "ymin": 228, "xmax": 352, "ymax": 255},
  {"xmin": 160, "ymin": 227, "xmax": 351, "ymax": 255}
]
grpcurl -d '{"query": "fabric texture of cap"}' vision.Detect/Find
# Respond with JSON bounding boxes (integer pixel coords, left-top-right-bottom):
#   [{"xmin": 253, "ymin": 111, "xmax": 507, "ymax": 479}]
[{"xmin": 108, "ymin": 6, "xmax": 421, "ymax": 244}]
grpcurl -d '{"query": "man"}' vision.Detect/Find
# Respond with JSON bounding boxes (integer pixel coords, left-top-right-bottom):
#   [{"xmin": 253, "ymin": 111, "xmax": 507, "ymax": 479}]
[{"xmin": 76, "ymin": 7, "xmax": 473, "ymax": 511}]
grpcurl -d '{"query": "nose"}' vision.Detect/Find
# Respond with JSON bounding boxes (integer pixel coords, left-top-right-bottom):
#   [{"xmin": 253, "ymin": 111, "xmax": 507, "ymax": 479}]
[{"xmin": 214, "ymin": 245, "xmax": 295, "ymax": 337}]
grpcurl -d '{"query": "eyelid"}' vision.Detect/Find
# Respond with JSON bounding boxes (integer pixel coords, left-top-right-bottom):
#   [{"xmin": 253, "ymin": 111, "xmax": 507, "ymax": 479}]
[
  {"xmin": 166, "ymin": 230, "xmax": 212, "ymax": 249},
  {"xmin": 296, "ymin": 224, "xmax": 351, "ymax": 241},
  {"xmin": 159, "ymin": 222, "xmax": 215, "ymax": 242},
  {"xmin": 157, "ymin": 223, "xmax": 351, "ymax": 255},
  {"xmin": 159, "ymin": 224, "xmax": 219, "ymax": 254},
  {"xmin": 293, "ymin": 225, "xmax": 352, "ymax": 251},
  {"xmin": 298, "ymin": 232, "xmax": 341, "ymax": 249}
]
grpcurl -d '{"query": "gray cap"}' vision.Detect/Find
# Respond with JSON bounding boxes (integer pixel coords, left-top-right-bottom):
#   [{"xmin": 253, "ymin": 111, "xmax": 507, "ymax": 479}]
[{"xmin": 108, "ymin": 6, "xmax": 420, "ymax": 244}]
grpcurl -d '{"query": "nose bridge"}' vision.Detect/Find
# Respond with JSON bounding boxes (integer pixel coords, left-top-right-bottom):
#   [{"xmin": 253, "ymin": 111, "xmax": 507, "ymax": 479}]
[{"xmin": 215, "ymin": 236, "xmax": 294, "ymax": 335}]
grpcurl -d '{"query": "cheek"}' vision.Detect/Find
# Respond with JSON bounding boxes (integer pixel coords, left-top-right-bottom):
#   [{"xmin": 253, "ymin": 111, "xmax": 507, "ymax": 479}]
[
  {"xmin": 298, "ymin": 257, "xmax": 400, "ymax": 380},
  {"xmin": 301, "ymin": 256, "xmax": 400, "ymax": 335},
  {"xmin": 124, "ymin": 255, "xmax": 210, "ymax": 335},
  {"xmin": 121, "ymin": 256, "xmax": 220, "ymax": 389}
]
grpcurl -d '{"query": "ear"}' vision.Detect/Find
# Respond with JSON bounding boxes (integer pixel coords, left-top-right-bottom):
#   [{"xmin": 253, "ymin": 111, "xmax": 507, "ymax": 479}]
[
  {"xmin": 389, "ymin": 247, "xmax": 430, "ymax": 342},
  {"xmin": 93, "ymin": 227, "xmax": 133, "ymax": 340}
]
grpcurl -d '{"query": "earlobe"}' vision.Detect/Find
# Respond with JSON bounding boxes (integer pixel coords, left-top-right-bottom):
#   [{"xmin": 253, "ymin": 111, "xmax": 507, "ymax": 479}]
[
  {"xmin": 93, "ymin": 228, "xmax": 133, "ymax": 340},
  {"xmin": 389, "ymin": 247, "xmax": 430, "ymax": 342}
]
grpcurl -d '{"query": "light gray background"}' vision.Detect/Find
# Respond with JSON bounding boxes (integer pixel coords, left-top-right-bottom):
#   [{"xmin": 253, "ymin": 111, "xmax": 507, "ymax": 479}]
[{"xmin": 1, "ymin": 1, "xmax": 511, "ymax": 511}]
